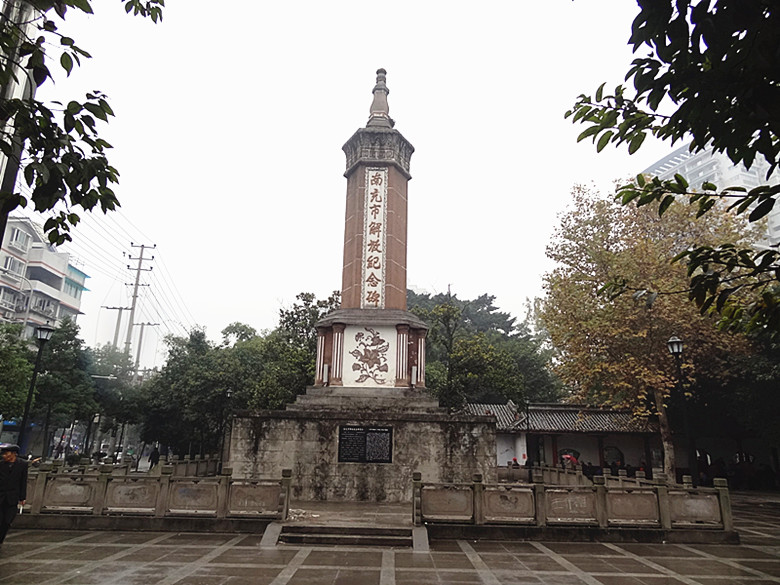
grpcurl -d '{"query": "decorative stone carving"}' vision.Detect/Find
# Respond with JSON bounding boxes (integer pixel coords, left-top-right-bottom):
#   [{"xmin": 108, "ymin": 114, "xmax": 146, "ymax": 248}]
[
  {"xmin": 349, "ymin": 327, "xmax": 390, "ymax": 384},
  {"xmin": 343, "ymin": 128, "xmax": 414, "ymax": 178}
]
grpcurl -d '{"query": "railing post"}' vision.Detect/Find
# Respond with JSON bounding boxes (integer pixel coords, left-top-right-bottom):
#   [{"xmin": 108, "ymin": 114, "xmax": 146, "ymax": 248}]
[
  {"xmin": 682, "ymin": 474, "xmax": 693, "ymax": 488},
  {"xmin": 636, "ymin": 470, "xmax": 646, "ymax": 482},
  {"xmin": 533, "ymin": 469, "xmax": 546, "ymax": 527},
  {"xmin": 412, "ymin": 471, "xmax": 422, "ymax": 527},
  {"xmin": 713, "ymin": 478, "xmax": 733, "ymax": 531},
  {"xmin": 656, "ymin": 475, "xmax": 672, "ymax": 530},
  {"xmin": 593, "ymin": 475, "xmax": 608, "ymax": 528},
  {"xmin": 30, "ymin": 463, "xmax": 51, "ymax": 514},
  {"xmin": 280, "ymin": 468, "xmax": 292, "ymax": 520},
  {"xmin": 472, "ymin": 473, "xmax": 484, "ymax": 525},
  {"xmin": 155, "ymin": 465, "xmax": 174, "ymax": 517},
  {"xmin": 92, "ymin": 464, "xmax": 113, "ymax": 515},
  {"xmin": 216, "ymin": 466, "xmax": 231, "ymax": 519},
  {"xmin": 618, "ymin": 468, "xmax": 627, "ymax": 488}
]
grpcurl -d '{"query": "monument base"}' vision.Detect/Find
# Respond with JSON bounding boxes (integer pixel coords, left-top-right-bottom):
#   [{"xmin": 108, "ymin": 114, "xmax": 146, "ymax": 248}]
[{"xmin": 229, "ymin": 388, "xmax": 496, "ymax": 502}]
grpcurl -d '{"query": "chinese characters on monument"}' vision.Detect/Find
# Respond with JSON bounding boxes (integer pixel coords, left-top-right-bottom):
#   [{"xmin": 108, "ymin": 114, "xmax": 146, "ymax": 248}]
[{"xmin": 361, "ymin": 168, "xmax": 387, "ymax": 308}]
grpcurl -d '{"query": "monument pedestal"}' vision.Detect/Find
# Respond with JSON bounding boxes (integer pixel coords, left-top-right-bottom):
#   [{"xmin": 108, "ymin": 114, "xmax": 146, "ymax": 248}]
[{"xmin": 230, "ymin": 388, "xmax": 496, "ymax": 502}]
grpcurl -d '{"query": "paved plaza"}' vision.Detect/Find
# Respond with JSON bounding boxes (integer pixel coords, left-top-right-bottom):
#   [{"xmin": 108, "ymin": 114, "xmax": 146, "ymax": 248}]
[{"xmin": 1, "ymin": 492, "xmax": 778, "ymax": 585}]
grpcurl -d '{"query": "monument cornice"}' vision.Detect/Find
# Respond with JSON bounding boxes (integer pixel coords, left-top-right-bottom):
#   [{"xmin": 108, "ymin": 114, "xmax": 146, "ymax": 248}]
[
  {"xmin": 342, "ymin": 127, "xmax": 414, "ymax": 180},
  {"xmin": 315, "ymin": 307, "xmax": 428, "ymax": 330}
]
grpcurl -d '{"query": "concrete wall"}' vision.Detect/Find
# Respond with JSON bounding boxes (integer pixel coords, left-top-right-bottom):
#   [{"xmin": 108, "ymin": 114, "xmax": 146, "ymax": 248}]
[{"xmin": 230, "ymin": 410, "xmax": 496, "ymax": 503}]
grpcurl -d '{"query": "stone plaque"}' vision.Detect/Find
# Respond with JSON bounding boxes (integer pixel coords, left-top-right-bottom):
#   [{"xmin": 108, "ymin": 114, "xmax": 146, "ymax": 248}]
[{"xmin": 338, "ymin": 425, "xmax": 392, "ymax": 463}]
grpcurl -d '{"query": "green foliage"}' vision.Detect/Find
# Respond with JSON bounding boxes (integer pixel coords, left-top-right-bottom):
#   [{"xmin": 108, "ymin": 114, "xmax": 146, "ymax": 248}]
[
  {"xmin": 278, "ymin": 291, "xmax": 340, "ymax": 356},
  {"xmin": 87, "ymin": 343, "xmax": 137, "ymax": 436},
  {"xmin": 409, "ymin": 290, "xmax": 562, "ymax": 408},
  {"xmin": 233, "ymin": 330, "xmax": 313, "ymax": 410},
  {"xmin": 0, "ymin": 0, "xmax": 164, "ymax": 244},
  {"xmin": 33, "ymin": 317, "xmax": 96, "ymax": 437},
  {"xmin": 139, "ymin": 313, "xmax": 319, "ymax": 454},
  {"xmin": 220, "ymin": 322, "xmax": 257, "ymax": 346},
  {"xmin": 0, "ymin": 323, "xmax": 33, "ymax": 417},
  {"xmin": 566, "ymin": 0, "xmax": 780, "ymax": 339},
  {"xmin": 139, "ymin": 329, "xmax": 227, "ymax": 455}
]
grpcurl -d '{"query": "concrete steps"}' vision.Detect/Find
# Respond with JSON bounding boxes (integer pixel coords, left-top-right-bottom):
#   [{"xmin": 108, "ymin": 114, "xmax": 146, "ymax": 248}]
[{"xmin": 279, "ymin": 524, "xmax": 412, "ymax": 547}]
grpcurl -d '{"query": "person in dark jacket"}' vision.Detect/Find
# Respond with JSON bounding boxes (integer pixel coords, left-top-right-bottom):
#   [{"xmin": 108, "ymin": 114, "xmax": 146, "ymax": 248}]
[
  {"xmin": 148, "ymin": 447, "xmax": 160, "ymax": 469},
  {"xmin": 0, "ymin": 443, "xmax": 28, "ymax": 545}
]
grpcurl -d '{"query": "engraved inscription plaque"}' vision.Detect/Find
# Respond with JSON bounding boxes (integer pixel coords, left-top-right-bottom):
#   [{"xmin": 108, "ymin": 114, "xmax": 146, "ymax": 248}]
[{"xmin": 338, "ymin": 426, "xmax": 392, "ymax": 463}]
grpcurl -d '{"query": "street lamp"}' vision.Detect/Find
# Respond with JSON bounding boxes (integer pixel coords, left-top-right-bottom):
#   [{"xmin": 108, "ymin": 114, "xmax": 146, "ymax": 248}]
[
  {"xmin": 18, "ymin": 322, "xmax": 56, "ymax": 454},
  {"xmin": 667, "ymin": 335, "xmax": 699, "ymax": 486}
]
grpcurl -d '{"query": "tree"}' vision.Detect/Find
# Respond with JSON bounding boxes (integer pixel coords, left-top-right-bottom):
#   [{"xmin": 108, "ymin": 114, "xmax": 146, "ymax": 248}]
[
  {"xmin": 278, "ymin": 291, "xmax": 341, "ymax": 356},
  {"xmin": 540, "ymin": 186, "xmax": 758, "ymax": 477},
  {"xmin": 0, "ymin": 322, "xmax": 32, "ymax": 417},
  {"xmin": 409, "ymin": 290, "xmax": 562, "ymax": 409},
  {"xmin": 32, "ymin": 316, "xmax": 96, "ymax": 456},
  {"xmin": 87, "ymin": 342, "xmax": 136, "ymax": 455},
  {"xmin": 221, "ymin": 322, "xmax": 257, "ymax": 346},
  {"xmin": 139, "ymin": 329, "xmax": 228, "ymax": 455},
  {"xmin": 566, "ymin": 0, "xmax": 780, "ymax": 339},
  {"xmin": 231, "ymin": 330, "xmax": 312, "ymax": 410},
  {"xmin": 139, "ymin": 323, "xmax": 315, "ymax": 454},
  {"xmin": 0, "ymin": 0, "xmax": 164, "ymax": 245}
]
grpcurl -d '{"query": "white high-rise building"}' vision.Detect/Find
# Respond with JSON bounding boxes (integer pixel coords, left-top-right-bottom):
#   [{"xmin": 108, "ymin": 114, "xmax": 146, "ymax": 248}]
[
  {"xmin": 643, "ymin": 143, "xmax": 780, "ymax": 245},
  {"xmin": 0, "ymin": 216, "xmax": 89, "ymax": 338}
]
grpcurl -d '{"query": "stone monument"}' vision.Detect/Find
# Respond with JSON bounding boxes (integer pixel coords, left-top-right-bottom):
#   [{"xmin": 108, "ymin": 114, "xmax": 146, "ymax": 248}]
[{"xmin": 229, "ymin": 70, "xmax": 495, "ymax": 502}]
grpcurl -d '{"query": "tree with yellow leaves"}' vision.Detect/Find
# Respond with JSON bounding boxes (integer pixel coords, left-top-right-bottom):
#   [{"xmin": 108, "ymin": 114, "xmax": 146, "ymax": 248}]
[{"xmin": 540, "ymin": 185, "xmax": 761, "ymax": 478}]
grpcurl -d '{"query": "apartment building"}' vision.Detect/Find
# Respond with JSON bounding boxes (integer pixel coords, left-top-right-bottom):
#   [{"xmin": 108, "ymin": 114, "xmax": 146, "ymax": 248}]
[
  {"xmin": 643, "ymin": 143, "xmax": 780, "ymax": 246},
  {"xmin": 0, "ymin": 216, "xmax": 89, "ymax": 338}
]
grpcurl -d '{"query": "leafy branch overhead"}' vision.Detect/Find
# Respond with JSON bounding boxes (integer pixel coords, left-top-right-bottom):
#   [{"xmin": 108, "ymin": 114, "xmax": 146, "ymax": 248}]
[
  {"xmin": 0, "ymin": 0, "xmax": 164, "ymax": 244},
  {"xmin": 566, "ymin": 0, "xmax": 780, "ymax": 339}
]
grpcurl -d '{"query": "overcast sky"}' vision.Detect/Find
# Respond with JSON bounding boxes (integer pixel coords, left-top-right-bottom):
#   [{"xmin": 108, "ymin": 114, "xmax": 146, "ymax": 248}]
[{"xmin": 26, "ymin": 0, "xmax": 677, "ymax": 369}]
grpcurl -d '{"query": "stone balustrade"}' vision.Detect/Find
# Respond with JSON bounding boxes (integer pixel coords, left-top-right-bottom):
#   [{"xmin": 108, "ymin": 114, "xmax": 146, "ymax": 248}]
[
  {"xmin": 498, "ymin": 464, "xmax": 662, "ymax": 488},
  {"xmin": 413, "ymin": 472, "xmax": 734, "ymax": 533},
  {"xmin": 24, "ymin": 463, "xmax": 291, "ymax": 520}
]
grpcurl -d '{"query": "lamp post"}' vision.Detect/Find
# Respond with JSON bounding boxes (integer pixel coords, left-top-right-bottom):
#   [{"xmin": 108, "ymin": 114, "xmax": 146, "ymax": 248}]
[
  {"xmin": 218, "ymin": 388, "xmax": 233, "ymax": 474},
  {"xmin": 18, "ymin": 322, "xmax": 55, "ymax": 454},
  {"xmin": 667, "ymin": 335, "xmax": 699, "ymax": 486}
]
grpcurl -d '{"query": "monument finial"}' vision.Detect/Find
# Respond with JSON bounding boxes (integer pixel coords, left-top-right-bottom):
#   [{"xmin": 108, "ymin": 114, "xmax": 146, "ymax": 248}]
[{"xmin": 367, "ymin": 68, "xmax": 394, "ymax": 128}]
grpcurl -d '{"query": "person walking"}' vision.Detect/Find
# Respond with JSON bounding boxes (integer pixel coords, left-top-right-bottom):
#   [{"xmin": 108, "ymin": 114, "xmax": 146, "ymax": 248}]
[
  {"xmin": 0, "ymin": 444, "xmax": 28, "ymax": 546},
  {"xmin": 148, "ymin": 446, "xmax": 160, "ymax": 470}
]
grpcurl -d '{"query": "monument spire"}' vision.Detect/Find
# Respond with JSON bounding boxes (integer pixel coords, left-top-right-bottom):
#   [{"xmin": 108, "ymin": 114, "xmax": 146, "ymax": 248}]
[
  {"xmin": 367, "ymin": 68, "xmax": 394, "ymax": 128},
  {"xmin": 313, "ymin": 69, "xmax": 426, "ymax": 389}
]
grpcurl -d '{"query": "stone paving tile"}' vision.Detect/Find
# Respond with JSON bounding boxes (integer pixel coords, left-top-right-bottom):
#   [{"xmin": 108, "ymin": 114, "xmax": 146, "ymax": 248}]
[
  {"xmin": 564, "ymin": 556, "xmax": 664, "ymax": 573},
  {"xmin": 429, "ymin": 551, "xmax": 479, "ymax": 569},
  {"xmin": 394, "ymin": 551, "xmax": 436, "ymax": 568},
  {"xmin": 302, "ymin": 549, "xmax": 383, "ymax": 566},
  {"xmin": 617, "ymin": 543, "xmax": 706, "ymax": 557},
  {"xmin": 76, "ymin": 532, "xmax": 168, "ymax": 544},
  {"xmin": 471, "ymin": 541, "xmax": 541, "ymax": 554},
  {"xmin": 731, "ymin": 560, "xmax": 780, "ymax": 576},
  {"xmin": 287, "ymin": 567, "xmax": 380, "ymax": 584},
  {"xmin": 647, "ymin": 557, "xmax": 758, "ymax": 577},
  {"xmin": 591, "ymin": 577, "xmax": 688, "ymax": 585},
  {"xmin": 540, "ymin": 542, "xmax": 624, "ymax": 556},
  {"xmin": 688, "ymin": 544, "xmax": 779, "ymax": 559},
  {"xmin": 194, "ymin": 565, "xmax": 284, "ymax": 578}
]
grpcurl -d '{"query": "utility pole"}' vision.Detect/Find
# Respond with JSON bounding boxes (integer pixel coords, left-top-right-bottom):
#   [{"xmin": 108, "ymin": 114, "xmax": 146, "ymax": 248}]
[
  {"xmin": 102, "ymin": 306, "xmax": 132, "ymax": 349},
  {"xmin": 123, "ymin": 243, "xmax": 155, "ymax": 356},
  {"xmin": 133, "ymin": 322, "xmax": 159, "ymax": 383}
]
